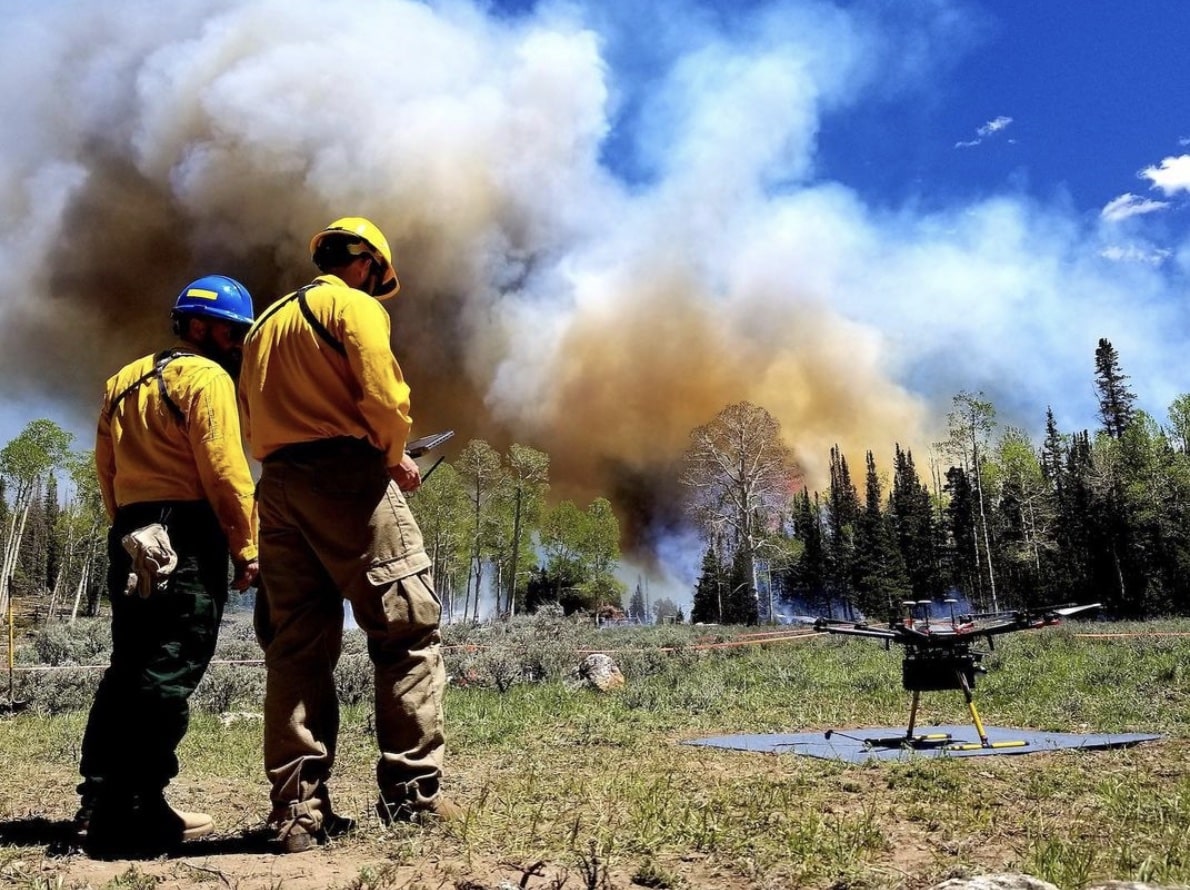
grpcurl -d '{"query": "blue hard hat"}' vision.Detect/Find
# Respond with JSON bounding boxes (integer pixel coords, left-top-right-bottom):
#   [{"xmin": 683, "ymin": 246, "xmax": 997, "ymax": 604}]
[{"xmin": 172, "ymin": 275, "xmax": 255, "ymax": 325}]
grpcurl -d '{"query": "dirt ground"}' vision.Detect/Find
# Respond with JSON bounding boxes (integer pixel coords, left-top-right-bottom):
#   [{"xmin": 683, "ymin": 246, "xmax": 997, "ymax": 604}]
[
  {"xmin": 0, "ymin": 779, "xmax": 561, "ymax": 890},
  {"xmin": 0, "ymin": 779, "xmax": 1007, "ymax": 890},
  {"xmin": 0, "ymin": 821, "xmax": 598, "ymax": 890}
]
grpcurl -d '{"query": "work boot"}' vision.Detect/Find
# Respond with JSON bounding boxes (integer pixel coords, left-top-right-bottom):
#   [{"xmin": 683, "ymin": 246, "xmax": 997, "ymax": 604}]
[
  {"xmin": 172, "ymin": 807, "xmax": 215, "ymax": 841},
  {"xmin": 314, "ymin": 786, "xmax": 357, "ymax": 838},
  {"xmin": 72, "ymin": 803, "xmax": 93, "ymax": 838},
  {"xmin": 272, "ymin": 821, "xmax": 317, "ymax": 854},
  {"xmin": 85, "ymin": 794, "xmax": 213, "ymax": 859},
  {"xmin": 267, "ymin": 811, "xmax": 354, "ymax": 855},
  {"xmin": 426, "ymin": 797, "xmax": 465, "ymax": 822},
  {"xmin": 73, "ymin": 781, "xmax": 98, "ymax": 838},
  {"xmin": 376, "ymin": 795, "xmax": 465, "ymax": 826},
  {"xmin": 267, "ymin": 795, "xmax": 355, "ymax": 855}
]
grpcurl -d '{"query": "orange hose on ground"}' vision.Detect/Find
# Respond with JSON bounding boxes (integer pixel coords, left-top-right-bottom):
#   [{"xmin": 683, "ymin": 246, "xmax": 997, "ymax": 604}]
[{"xmin": 1074, "ymin": 632, "xmax": 1190, "ymax": 638}]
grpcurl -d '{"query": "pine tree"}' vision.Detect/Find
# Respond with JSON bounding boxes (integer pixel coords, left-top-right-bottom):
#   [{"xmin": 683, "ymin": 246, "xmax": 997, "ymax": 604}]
[
  {"xmin": 1088, "ymin": 438, "xmax": 1141, "ymax": 618},
  {"xmin": 1115, "ymin": 415, "xmax": 1187, "ymax": 616},
  {"xmin": 1095, "ymin": 338, "xmax": 1136, "ymax": 439},
  {"xmin": 852, "ymin": 452, "xmax": 911, "ymax": 620},
  {"xmin": 1040, "ymin": 408, "xmax": 1065, "ymax": 484},
  {"xmin": 787, "ymin": 489, "xmax": 830, "ymax": 616},
  {"xmin": 43, "ymin": 473, "xmax": 61, "ymax": 593},
  {"xmin": 1054, "ymin": 428, "xmax": 1144, "ymax": 618},
  {"xmin": 1051, "ymin": 431, "xmax": 1096, "ymax": 604},
  {"xmin": 943, "ymin": 466, "xmax": 982, "ymax": 606},
  {"xmin": 725, "ymin": 547, "xmax": 759, "ymax": 625},
  {"xmin": 826, "ymin": 445, "xmax": 859, "ymax": 603},
  {"xmin": 691, "ymin": 545, "xmax": 727, "ymax": 623},
  {"xmin": 628, "ymin": 581, "xmax": 647, "ymax": 622},
  {"xmin": 890, "ymin": 445, "xmax": 939, "ymax": 602},
  {"xmin": 17, "ymin": 480, "xmax": 47, "ymax": 598}
]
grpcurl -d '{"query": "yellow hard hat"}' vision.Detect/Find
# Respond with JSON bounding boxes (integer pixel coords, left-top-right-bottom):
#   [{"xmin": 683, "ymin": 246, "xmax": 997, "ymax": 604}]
[{"xmin": 309, "ymin": 216, "xmax": 399, "ymax": 298}]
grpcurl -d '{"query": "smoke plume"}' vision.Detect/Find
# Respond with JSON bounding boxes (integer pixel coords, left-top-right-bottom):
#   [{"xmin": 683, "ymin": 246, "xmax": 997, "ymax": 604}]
[{"xmin": 2, "ymin": 0, "xmax": 1189, "ymax": 574}]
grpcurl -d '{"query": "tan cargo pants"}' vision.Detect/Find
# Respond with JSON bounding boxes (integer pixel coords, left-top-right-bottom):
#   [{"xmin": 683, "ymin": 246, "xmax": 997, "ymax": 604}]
[{"xmin": 254, "ymin": 438, "xmax": 445, "ymax": 830}]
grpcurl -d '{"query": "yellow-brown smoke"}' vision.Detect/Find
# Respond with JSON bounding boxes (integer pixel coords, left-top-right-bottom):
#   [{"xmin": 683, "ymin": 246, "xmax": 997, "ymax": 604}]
[{"xmin": 0, "ymin": 0, "xmax": 934, "ymax": 565}]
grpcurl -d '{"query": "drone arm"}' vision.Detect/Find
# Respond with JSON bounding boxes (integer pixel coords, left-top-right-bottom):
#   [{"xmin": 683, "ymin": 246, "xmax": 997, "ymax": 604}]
[{"xmin": 819, "ymin": 626, "xmax": 899, "ymax": 642}]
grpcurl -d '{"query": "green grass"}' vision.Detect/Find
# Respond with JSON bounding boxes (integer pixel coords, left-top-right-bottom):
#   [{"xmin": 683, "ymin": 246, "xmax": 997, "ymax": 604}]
[{"xmin": 2, "ymin": 616, "xmax": 1190, "ymax": 888}]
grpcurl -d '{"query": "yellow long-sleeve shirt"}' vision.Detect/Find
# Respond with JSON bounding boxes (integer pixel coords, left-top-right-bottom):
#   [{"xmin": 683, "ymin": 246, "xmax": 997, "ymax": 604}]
[
  {"xmin": 238, "ymin": 274, "xmax": 413, "ymax": 466},
  {"xmin": 95, "ymin": 346, "xmax": 258, "ymax": 563}
]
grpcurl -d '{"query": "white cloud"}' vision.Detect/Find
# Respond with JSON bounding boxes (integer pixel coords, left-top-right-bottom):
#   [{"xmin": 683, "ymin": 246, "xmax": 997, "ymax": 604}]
[
  {"xmin": 978, "ymin": 115, "xmax": 1013, "ymax": 136},
  {"xmin": 1141, "ymin": 154, "xmax": 1190, "ymax": 195},
  {"xmin": 955, "ymin": 114, "xmax": 1013, "ymax": 149},
  {"xmin": 1100, "ymin": 193, "xmax": 1170, "ymax": 222},
  {"xmin": 1099, "ymin": 244, "xmax": 1173, "ymax": 265}
]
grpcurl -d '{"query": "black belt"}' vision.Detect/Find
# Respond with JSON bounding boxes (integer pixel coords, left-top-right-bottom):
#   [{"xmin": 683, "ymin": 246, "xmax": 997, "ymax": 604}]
[{"xmin": 262, "ymin": 436, "xmax": 383, "ymax": 464}]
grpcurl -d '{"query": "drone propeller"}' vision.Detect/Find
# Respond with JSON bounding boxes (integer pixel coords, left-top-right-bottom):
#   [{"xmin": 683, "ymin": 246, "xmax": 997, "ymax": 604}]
[
  {"xmin": 814, "ymin": 601, "xmax": 1102, "ymax": 647},
  {"xmin": 1048, "ymin": 603, "xmax": 1102, "ymax": 619}
]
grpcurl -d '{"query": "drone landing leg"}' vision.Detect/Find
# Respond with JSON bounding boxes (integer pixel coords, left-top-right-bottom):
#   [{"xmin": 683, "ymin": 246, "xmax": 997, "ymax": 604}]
[
  {"xmin": 945, "ymin": 671, "xmax": 1028, "ymax": 751},
  {"xmin": 900, "ymin": 690, "xmax": 953, "ymax": 748},
  {"xmin": 962, "ymin": 673, "xmax": 990, "ymax": 747}
]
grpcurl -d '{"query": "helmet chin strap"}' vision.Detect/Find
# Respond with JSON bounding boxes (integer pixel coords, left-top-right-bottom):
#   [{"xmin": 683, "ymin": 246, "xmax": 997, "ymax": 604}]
[{"xmin": 362, "ymin": 259, "xmax": 384, "ymax": 297}]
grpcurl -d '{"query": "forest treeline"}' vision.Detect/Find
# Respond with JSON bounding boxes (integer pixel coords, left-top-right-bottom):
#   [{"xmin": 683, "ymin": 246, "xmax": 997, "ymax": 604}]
[
  {"xmin": 0, "ymin": 433, "xmax": 628, "ymax": 625},
  {"xmin": 2, "ymin": 339, "xmax": 1187, "ymax": 626},
  {"xmin": 688, "ymin": 339, "xmax": 1190, "ymax": 624}
]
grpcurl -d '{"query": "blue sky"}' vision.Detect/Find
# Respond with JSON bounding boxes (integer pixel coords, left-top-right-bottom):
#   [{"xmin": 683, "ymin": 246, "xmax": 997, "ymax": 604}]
[
  {"xmin": 2, "ymin": 0, "xmax": 1189, "ymax": 507},
  {"xmin": 818, "ymin": 1, "xmax": 1190, "ymax": 218},
  {"xmin": 480, "ymin": 0, "xmax": 1190, "ymax": 219}
]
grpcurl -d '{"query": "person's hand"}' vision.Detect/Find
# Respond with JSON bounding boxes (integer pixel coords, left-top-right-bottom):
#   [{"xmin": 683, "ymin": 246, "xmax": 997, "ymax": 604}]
[
  {"xmin": 232, "ymin": 558, "xmax": 260, "ymax": 591},
  {"xmin": 389, "ymin": 453, "xmax": 422, "ymax": 492}
]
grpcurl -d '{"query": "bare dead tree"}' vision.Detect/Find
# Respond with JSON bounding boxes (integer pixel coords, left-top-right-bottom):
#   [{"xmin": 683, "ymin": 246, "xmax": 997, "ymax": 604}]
[{"xmin": 680, "ymin": 402, "xmax": 799, "ymax": 618}]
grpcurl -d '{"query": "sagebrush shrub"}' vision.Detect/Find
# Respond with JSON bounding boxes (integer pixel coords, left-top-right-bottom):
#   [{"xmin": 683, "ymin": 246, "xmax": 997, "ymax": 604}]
[
  {"xmin": 15, "ymin": 607, "xmax": 713, "ymax": 713},
  {"xmin": 335, "ymin": 651, "xmax": 373, "ymax": 705},
  {"xmin": 15, "ymin": 666, "xmax": 99, "ymax": 715},
  {"xmin": 24, "ymin": 618, "xmax": 111, "ymax": 666},
  {"xmin": 193, "ymin": 663, "xmax": 266, "ymax": 714}
]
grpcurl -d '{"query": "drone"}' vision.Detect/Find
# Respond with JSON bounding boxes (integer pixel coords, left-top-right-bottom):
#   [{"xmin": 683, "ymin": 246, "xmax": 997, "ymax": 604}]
[{"xmin": 814, "ymin": 599, "xmax": 1101, "ymax": 751}]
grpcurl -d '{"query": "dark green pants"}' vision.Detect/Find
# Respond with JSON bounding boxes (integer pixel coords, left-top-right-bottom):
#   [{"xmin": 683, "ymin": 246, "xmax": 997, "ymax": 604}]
[{"xmin": 79, "ymin": 500, "xmax": 228, "ymax": 802}]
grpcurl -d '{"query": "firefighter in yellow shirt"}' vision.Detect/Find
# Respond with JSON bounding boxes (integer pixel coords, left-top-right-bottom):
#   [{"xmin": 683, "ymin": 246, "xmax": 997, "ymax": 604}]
[
  {"xmin": 80, "ymin": 275, "xmax": 258, "ymax": 859},
  {"xmin": 239, "ymin": 217, "xmax": 455, "ymax": 854}
]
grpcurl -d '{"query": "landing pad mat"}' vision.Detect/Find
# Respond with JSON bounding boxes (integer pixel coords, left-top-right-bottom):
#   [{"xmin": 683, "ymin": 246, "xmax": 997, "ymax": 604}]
[{"xmin": 685, "ymin": 726, "xmax": 1162, "ymax": 762}]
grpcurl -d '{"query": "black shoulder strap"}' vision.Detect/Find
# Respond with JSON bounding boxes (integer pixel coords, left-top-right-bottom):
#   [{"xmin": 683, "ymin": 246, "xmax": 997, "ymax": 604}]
[
  {"xmin": 107, "ymin": 349, "xmax": 195, "ymax": 424},
  {"xmin": 245, "ymin": 283, "xmax": 346, "ymax": 356},
  {"xmin": 296, "ymin": 288, "xmax": 346, "ymax": 356}
]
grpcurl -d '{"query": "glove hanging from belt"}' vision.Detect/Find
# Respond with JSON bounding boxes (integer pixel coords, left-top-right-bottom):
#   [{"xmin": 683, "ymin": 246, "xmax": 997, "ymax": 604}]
[{"xmin": 121, "ymin": 523, "xmax": 178, "ymax": 598}]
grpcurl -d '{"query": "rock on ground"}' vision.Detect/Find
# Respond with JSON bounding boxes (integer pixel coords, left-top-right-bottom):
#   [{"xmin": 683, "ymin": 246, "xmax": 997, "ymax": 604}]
[
  {"xmin": 932, "ymin": 877, "xmax": 1180, "ymax": 890},
  {"xmin": 575, "ymin": 653, "xmax": 625, "ymax": 691}
]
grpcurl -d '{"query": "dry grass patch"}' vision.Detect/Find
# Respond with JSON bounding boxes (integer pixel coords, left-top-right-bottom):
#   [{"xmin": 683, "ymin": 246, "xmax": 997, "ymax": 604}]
[{"xmin": 1, "ymin": 616, "xmax": 1188, "ymax": 889}]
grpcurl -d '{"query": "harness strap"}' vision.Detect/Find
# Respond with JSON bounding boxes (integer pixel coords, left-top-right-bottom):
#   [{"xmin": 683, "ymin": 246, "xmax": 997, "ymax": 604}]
[
  {"xmin": 247, "ymin": 284, "xmax": 346, "ymax": 356},
  {"xmin": 107, "ymin": 349, "xmax": 195, "ymax": 424}
]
